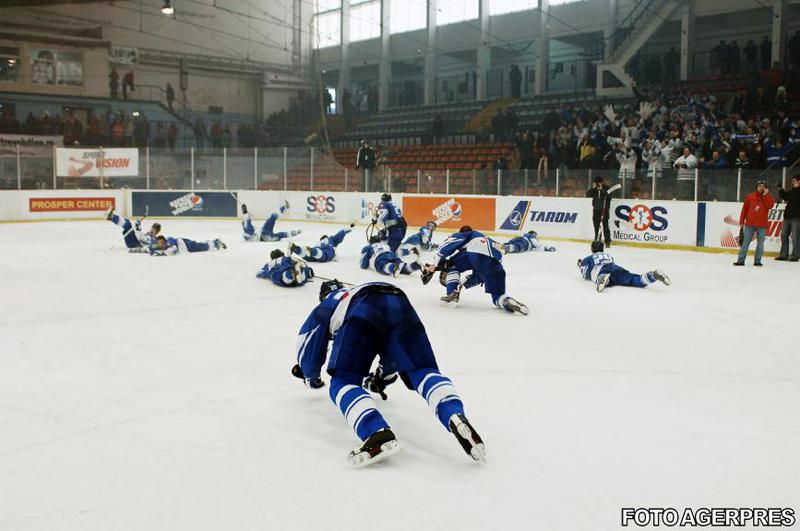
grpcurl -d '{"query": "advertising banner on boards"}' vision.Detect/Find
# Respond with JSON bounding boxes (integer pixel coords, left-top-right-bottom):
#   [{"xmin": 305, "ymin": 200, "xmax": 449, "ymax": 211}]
[{"xmin": 56, "ymin": 148, "xmax": 139, "ymax": 177}]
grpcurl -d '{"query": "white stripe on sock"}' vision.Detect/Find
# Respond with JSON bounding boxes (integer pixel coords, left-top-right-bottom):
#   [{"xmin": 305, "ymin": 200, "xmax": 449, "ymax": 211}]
[{"xmin": 334, "ymin": 384, "xmax": 359, "ymax": 409}]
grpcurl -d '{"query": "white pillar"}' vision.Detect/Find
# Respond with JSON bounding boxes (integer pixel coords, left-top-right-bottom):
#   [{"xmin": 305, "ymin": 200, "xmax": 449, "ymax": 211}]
[
  {"xmin": 772, "ymin": 0, "xmax": 787, "ymax": 68},
  {"xmin": 339, "ymin": 0, "xmax": 351, "ymax": 112},
  {"xmin": 476, "ymin": 0, "xmax": 491, "ymax": 101},
  {"xmin": 378, "ymin": 0, "xmax": 391, "ymax": 111},
  {"xmin": 604, "ymin": 0, "xmax": 617, "ymax": 62},
  {"xmin": 16, "ymin": 144, "xmax": 21, "ymax": 190},
  {"xmin": 424, "ymin": 0, "xmax": 438, "ymax": 105},
  {"xmin": 679, "ymin": 0, "xmax": 695, "ymax": 81},
  {"xmin": 534, "ymin": 0, "xmax": 549, "ymax": 96}
]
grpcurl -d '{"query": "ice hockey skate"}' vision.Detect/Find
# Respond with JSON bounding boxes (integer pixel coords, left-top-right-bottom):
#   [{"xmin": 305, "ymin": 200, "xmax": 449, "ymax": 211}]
[
  {"xmin": 449, "ymin": 414, "xmax": 486, "ymax": 463},
  {"xmin": 348, "ymin": 428, "xmax": 401, "ymax": 468}
]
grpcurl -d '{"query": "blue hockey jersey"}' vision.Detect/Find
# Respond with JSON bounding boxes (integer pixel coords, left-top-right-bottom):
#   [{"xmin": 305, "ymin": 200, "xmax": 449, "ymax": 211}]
[
  {"xmin": 295, "ymin": 282, "xmax": 398, "ymax": 380},
  {"xmin": 376, "ymin": 201, "xmax": 405, "ymax": 229},
  {"xmin": 578, "ymin": 252, "xmax": 615, "ymax": 282},
  {"xmin": 242, "ymin": 212, "xmax": 256, "ymax": 238},
  {"xmin": 404, "ymin": 226, "xmax": 434, "ymax": 250},
  {"xmin": 360, "ymin": 242, "xmax": 395, "ymax": 270},
  {"xmin": 257, "ymin": 256, "xmax": 312, "ymax": 287},
  {"xmin": 435, "ymin": 230, "xmax": 504, "ymax": 268}
]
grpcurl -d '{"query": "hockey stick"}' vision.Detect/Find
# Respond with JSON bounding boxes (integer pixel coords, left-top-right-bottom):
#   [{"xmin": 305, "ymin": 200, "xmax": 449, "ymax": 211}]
[
  {"xmin": 314, "ymin": 275, "xmax": 354, "ymax": 287},
  {"xmin": 110, "ymin": 205, "xmax": 148, "ymax": 250}
]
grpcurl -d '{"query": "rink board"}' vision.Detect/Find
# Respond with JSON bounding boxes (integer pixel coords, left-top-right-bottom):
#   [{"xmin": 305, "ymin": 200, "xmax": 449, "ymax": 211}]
[{"xmin": 0, "ymin": 189, "xmax": 788, "ymax": 254}]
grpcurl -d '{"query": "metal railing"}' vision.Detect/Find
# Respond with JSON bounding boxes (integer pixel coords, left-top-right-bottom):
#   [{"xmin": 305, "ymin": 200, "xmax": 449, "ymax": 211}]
[{"xmin": 0, "ymin": 145, "xmax": 792, "ymax": 199}]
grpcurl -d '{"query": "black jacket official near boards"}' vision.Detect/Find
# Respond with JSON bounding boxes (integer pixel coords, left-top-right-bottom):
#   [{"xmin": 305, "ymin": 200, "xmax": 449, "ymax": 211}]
[{"xmin": 586, "ymin": 176, "xmax": 612, "ymax": 246}]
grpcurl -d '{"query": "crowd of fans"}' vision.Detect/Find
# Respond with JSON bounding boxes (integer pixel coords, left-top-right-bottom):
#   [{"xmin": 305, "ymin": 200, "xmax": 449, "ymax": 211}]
[{"xmin": 485, "ymin": 67, "xmax": 799, "ymax": 198}]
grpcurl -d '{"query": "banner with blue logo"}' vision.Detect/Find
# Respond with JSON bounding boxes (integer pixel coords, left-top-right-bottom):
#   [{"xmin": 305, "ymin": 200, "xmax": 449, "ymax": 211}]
[
  {"xmin": 496, "ymin": 196, "xmax": 589, "ymax": 238},
  {"xmin": 132, "ymin": 191, "xmax": 237, "ymax": 217}
]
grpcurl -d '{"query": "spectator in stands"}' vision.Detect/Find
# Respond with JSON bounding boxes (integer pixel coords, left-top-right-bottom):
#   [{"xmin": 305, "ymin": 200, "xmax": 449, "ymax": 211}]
[
  {"xmin": 713, "ymin": 41, "xmax": 729, "ymax": 74},
  {"xmin": 356, "ymin": 140, "xmax": 377, "ymax": 192},
  {"xmin": 776, "ymin": 176, "xmax": 800, "ymax": 262},
  {"xmin": 505, "ymin": 108, "xmax": 518, "ymax": 141},
  {"xmin": 789, "ymin": 31, "xmax": 800, "ymax": 73},
  {"xmin": 109, "ymin": 67, "xmax": 119, "ymax": 99},
  {"xmin": 728, "ymin": 41, "xmax": 741, "ymax": 74},
  {"xmin": 760, "ymin": 36, "xmax": 772, "ymax": 69},
  {"xmin": 166, "ymin": 83, "xmax": 175, "ymax": 112},
  {"xmin": 211, "ymin": 121, "xmax": 223, "ymax": 148},
  {"xmin": 663, "ymin": 47, "xmax": 679, "ymax": 85},
  {"xmin": 112, "ymin": 118, "xmax": 125, "ymax": 146},
  {"xmin": 133, "ymin": 114, "xmax": 150, "ymax": 148},
  {"xmin": 342, "ymin": 90, "xmax": 353, "ymax": 130},
  {"xmin": 432, "ymin": 115, "xmax": 445, "ymax": 144},
  {"xmin": 167, "ymin": 121, "xmax": 178, "ymax": 150},
  {"xmin": 734, "ymin": 150, "xmax": 751, "ymax": 169},
  {"xmin": 491, "ymin": 109, "xmax": 504, "ymax": 143},
  {"xmin": 744, "ymin": 40, "xmax": 758, "ymax": 73},
  {"xmin": 324, "ymin": 90, "xmax": 333, "ymax": 115},
  {"xmin": 509, "ymin": 64, "xmax": 522, "ymax": 98},
  {"xmin": 195, "ymin": 118, "xmax": 206, "ymax": 149},
  {"xmin": 122, "ymin": 70, "xmax": 135, "ymax": 99},
  {"xmin": 154, "ymin": 123, "xmax": 167, "ymax": 148},
  {"xmin": 673, "ymin": 146, "xmax": 698, "ymax": 200},
  {"xmin": 515, "ymin": 131, "xmax": 534, "ymax": 170},
  {"xmin": 734, "ymin": 180, "xmax": 775, "ymax": 266}
]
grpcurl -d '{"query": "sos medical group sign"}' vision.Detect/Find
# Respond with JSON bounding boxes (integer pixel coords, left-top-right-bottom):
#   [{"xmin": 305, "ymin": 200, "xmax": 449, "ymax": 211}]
[{"xmin": 55, "ymin": 148, "xmax": 139, "ymax": 177}]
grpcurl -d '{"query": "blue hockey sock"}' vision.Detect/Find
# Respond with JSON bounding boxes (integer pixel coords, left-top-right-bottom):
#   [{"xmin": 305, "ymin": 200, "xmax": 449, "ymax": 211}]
[
  {"xmin": 330, "ymin": 378, "xmax": 389, "ymax": 441},
  {"xmin": 409, "ymin": 369, "xmax": 465, "ymax": 431},
  {"xmin": 642, "ymin": 272, "xmax": 655, "ymax": 286},
  {"xmin": 446, "ymin": 271, "xmax": 461, "ymax": 294}
]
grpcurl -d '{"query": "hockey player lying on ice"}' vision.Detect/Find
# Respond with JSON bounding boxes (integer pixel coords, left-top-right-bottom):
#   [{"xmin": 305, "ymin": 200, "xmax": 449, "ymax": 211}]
[
  {"xmin": 289, "ymin": 224, "xmax": 354, "ymax": 263},
  {"xmin": 105, "ymin": 207, "xmax": 161, "ymax": 249},
  {"xmin": 360, "ymin": 236, "xmax": 422, "ymax": 277},
  {"xmin": 503, "ymin": 230, "xmax": 555, "ymax": 254},
  {"xmin": 149, "ymin": 235, "xmax": 226, "ymax": 256},
  {"xmin": 291, "ymin": 279, "xmax": 486, "ymax": 467},
  {"xmin": 401, "ymin": 220, "xmax": 438, "ymax": 253},
  {"xmin": 256, "ymin": 249, "xmax": 314, "ymax": 287},
  {"xmin": 425, "ymin": 226, "xmax": 529, "ymax": 314},
  {"xmin": 241, "ymin": 200, "xmax": 301, "ymax": 242},
  {"xmin": 578, "ymin": 240, "xmax": 670, "ymax": 293}
]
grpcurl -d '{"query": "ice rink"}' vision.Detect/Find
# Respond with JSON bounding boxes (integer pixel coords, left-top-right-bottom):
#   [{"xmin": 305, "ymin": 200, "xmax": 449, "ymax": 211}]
[{"xmin": 1, "ymin": 217, "xmax": 799, "ymax": 531}]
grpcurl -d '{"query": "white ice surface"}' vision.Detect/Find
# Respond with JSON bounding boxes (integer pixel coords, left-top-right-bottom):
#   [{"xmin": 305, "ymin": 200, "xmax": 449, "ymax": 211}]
[{"xmin": 1, "ymin": 218, "xmax": 799, "ymax": 531}]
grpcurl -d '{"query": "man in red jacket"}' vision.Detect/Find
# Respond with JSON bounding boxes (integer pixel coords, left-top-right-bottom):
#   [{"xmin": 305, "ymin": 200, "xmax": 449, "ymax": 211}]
[{"xmin": 734, "ymin": 180, "xmax": 775, "ymax": 266}]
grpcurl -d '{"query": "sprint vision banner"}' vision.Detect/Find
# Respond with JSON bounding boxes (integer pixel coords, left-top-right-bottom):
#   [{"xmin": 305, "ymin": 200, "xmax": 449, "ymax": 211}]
[{"xmin": 56, "ymin": 147, "xmax": 139, "ymax": 177}]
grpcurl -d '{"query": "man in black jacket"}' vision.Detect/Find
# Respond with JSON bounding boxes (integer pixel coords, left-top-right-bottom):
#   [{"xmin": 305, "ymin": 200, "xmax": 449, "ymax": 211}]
[
  {"xmin": 356, "ymin": 140, "xmax": 377, "ymax": 192},
  {"xmin": 587, "ymin": 176, "xmax": 612, "ymax": 247},
  {"xmin": 776, "ymin": 175, "xmax": 800, "ymax": 261}
]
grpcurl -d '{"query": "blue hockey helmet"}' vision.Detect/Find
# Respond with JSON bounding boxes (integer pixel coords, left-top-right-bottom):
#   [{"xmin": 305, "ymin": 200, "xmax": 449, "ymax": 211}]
[
  {"xmin": 425, "ymin": 221, "xmax": 437, "ymax": 230},
  {"xmin": 381, "ymin": 193, "xmax": 392, "ymax": 202},
  {"xmin": 319, "ymin": 279, "xmax": 345, "ymax": 301}
]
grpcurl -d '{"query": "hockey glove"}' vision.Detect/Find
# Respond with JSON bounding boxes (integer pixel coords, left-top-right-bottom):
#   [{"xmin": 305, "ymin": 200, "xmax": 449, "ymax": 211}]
[
  {"xmin": 544, "ymin": 246, "xmax": 556, "ymax": 252},
  {"xmin": 363, "ymin": 367, "xmax": 398, "ymax": 400},
  {"xmin": 377, "ymin": 229, "xmax": 388, "ymax": 240},
  {"xmin": 420, "ymin": 264, "xmax": 435, "ymax": 285},
  {"xmin": 291, "ymin": 364, "xmax": 325, "ymax": 389}
]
